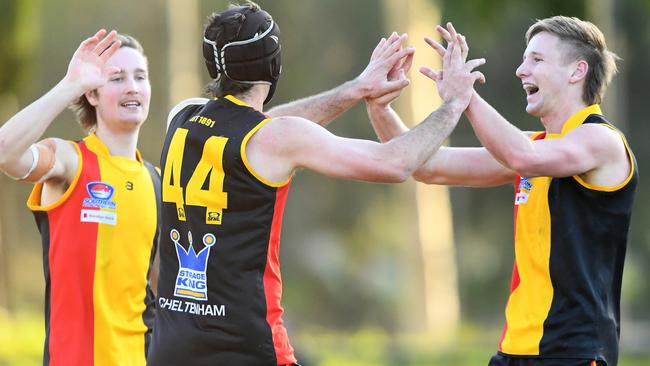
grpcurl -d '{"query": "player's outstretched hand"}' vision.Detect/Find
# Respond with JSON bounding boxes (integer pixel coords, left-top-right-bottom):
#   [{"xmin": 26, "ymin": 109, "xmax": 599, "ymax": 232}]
[
  {"xmin": 64, "ymin": 29, "xmax": 122, "ymax": 95},
  {"xmin": 356, "ymin": 32, "xmax": 415, "ymax": 101},
  {"xmin": 420, "ymin": 25, "xmax": 485, "ymax": 110}
]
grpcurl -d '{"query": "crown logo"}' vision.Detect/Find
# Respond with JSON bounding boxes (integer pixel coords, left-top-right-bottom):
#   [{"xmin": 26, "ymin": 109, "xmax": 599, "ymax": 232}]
[{"xmin": 171, "ymin": 229, "xmax": 216, "ymax": 301}]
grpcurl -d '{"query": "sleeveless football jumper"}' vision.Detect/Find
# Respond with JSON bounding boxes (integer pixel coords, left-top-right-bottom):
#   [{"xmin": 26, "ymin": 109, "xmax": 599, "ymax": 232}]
[
  {"xmin": 28, "ymin": 133, "xmax": 159, "ymax": 366},
  {"xmin": 498, "ymin": 105, "xmax": 638, "ymax": 366},
  {"xmin": 149, "ymin": 95, "xmax": 295, "ymax": 365}
]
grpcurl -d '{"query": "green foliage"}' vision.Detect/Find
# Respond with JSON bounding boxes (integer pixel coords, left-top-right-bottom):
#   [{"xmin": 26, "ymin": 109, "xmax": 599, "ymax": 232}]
[
  {"xmin": 1, "ymin": 0, "xmax": 649, "ymax": 361},
  {"xmin": 0, "ymin": 0, "xmax": 40, "ymax": 94}
]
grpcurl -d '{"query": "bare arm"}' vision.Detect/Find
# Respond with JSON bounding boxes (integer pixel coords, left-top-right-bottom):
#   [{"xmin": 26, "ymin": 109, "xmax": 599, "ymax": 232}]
[
  {"xmin": 466, "ymin": 93, "xmax": 628, "ymax": 182},
  {"xmin": 413, "ymin": 147, "xmax": 515, "ymax": 186},
  {"xmin": 249, "ymin": 39, "xmax": 486, "ymax": 184},
  {"xmin": 433, "ymin": 23, "xmax": 629, "ymax": 184},
  {"xmin": 0, "ymin": 30, "xmax": 121, "ymax": 183},
  {"xmin": 366, "ymin": 103, "xmax": 409, "ymax": 142},
  {"xmin": 266, "ymin": 33, "xmax": 414, "ymax": 126},
  {"xmin": 266, "ymin": 80, "xmax": 369, "ymax": 127},
  {"xmin": 363, "ymin": 24, "xmax": 514, "ymax": 187},
  {"xmin": 249, "ymin": 102, "xmax": 465, "ymax": 184},
  {"xmin": 366, "ymin": 102, "xmax": 514, "ymax": 186}
]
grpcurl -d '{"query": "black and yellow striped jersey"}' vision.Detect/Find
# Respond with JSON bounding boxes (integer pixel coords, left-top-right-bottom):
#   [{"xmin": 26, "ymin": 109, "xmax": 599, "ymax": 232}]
[
  {"xmin": 149, "ymin": 95, "xmax": 296, "ymax": 366},
  {"xmin": 499, "ymin": 105, "xmax": 637, "ymax": 366}
]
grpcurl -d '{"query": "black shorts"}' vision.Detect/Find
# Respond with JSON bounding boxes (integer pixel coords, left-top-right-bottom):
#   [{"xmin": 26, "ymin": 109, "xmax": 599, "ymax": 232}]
[{"xmin": 488, "ymin": 353, "xmax": 604, "ymax": 366}]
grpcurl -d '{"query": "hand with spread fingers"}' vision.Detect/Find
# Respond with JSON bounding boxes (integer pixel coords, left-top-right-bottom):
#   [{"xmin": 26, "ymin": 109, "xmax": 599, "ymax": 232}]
[
  {"xmin": 364, "ymin": 34, "xmax": 414, "ymax": 108},
  {"xmin": 64, "ymin": 29, "xmax": 122, "ymax": 95},
  {"xmin": 420, "ymin": 22, "xmax": 485, "ymax": 110},
  {"xmin": 355, "ymin": 32, "xmax": 416, "ymax": 100}
]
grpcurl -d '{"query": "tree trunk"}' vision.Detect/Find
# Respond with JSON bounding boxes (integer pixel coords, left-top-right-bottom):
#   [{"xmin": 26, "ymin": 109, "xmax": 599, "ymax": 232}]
[
  {"xmin": 382, "ymin": 0, "xmax": 460, "ymax": 344},
  {"xmin": 167, "ymin": 0, "xmax": 201, "ymax": 107},
  {"xmin": 586, "ymin": 0, "xmax": 627, "ymax": 131}
]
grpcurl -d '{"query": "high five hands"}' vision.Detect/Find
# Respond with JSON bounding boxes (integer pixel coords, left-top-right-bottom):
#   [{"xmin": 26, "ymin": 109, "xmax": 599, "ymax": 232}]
[
  {"xmin": 420, "ymin": 22, "xmax": 485, "ymax": 109},
  {"xmin": 366, "ymin": 23, "xmax": 485, "ymax": 109}
]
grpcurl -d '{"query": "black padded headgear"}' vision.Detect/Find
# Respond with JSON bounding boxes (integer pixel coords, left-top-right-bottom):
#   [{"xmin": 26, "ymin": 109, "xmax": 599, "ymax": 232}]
[{"xmin": 203, "ymin": 6, "xmax": 281, "ymax": 104}]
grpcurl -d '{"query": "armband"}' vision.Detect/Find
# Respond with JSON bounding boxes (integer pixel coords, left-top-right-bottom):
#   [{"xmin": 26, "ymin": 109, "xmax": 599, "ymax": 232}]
[{"xmin": 20, "ymin": 139, "xmax": 57, "ymax": 183}]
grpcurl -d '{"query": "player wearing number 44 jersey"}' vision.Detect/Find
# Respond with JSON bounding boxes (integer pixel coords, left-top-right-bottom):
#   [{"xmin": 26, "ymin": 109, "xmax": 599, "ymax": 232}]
[{"xmin": 148, "ymin": 1, "xmax": 486, "ymax": 365}]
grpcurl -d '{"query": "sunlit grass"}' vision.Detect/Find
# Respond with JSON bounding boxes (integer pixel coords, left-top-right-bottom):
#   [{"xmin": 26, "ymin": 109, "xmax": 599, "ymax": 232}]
[
  {"xmin": 0, "ymin": 309, "xmax": 43, "ymax": 366},
  {"xmin": 0, "ymin": 311, "xmax": 648, "ymax": 366},
  {"xmin": 296, "ymin": 325, "xmax": 650, "ymax": 366}
]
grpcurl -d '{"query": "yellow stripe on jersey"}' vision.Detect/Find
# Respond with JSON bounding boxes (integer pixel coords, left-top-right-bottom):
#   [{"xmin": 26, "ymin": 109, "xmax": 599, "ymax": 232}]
[
  {"xmin": 503, "ymin": 104, "xmax": 606, "ymax": 354},
  {"xmin": 502, "ymin": 174, "xmax": 554, "ymax": 355},
  {"xmin": 225, "ymin": 94, "xmax": 252, "ymax": 107},
  {"xmin": 559, "ymin": 104, "xmax": 602, "ymax": 136},
  {"xmin": 85, "ymin": 135, "xmax": 156, "ymax": 366}
]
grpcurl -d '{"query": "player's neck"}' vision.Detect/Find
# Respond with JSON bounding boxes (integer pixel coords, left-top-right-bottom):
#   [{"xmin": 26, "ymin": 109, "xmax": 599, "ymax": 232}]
[
  {"xmin": 94, "ymin": 125, "xmax": 140, "ymax": 160},
  {"xmin": 540, "ymin": 99, "xmax": 589, "ymax": 134},
  {"xmin": 233, "ymin": 84, "xmax": 270, "ymax": 112}
]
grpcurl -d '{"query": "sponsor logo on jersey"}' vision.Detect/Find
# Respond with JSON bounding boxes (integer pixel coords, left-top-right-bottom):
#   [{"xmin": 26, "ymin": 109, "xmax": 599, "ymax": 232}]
[
  {"xmin": 80, "ymin": 209, "xmax": 117, "ymax": 225},
  {"xmin": 83, "ymin": 182, "xmax": 117, "ymax": 209},
  {"xmin": 171, "ymin": 229, "xmax": 216, "ymax": 301},
  {"xmin": 515, "ymin": 177, "xmax": 532, "ymax": 205}
]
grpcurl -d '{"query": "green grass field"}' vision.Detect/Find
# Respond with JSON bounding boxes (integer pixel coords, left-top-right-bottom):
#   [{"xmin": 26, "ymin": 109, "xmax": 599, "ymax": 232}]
[{"xmin": 1, "ymin": 311, "xmax": 648, "ymax": 366}]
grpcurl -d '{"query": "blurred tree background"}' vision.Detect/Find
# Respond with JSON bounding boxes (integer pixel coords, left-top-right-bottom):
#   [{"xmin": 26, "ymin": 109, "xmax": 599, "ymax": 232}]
[{"xmin": 0, "ymin": 0, "xmax": 648, "ymax": 365}]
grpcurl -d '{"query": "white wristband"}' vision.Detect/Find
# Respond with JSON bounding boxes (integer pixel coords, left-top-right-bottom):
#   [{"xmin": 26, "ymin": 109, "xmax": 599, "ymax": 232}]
[{"xmin": 17, "ymin": 144, "xmax": 40, "ymax": 180}]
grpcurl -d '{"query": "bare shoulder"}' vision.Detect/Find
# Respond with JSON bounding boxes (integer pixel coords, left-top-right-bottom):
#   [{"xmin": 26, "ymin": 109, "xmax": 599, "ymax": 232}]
[
  {"xmin": 572, "ymin": 123, "xmax": 628, "ymax": 161},
  {"xmin": 53, "ymin": 137, "xmax": 80, "ymax": 175},
  {"xmin": 264, "ymin": 115, "xmax": 314, "ymax": 129},
  {"xmin": 250, "ymin": 116, "xmax": 323, "ymax": 155},
  {"xmin": 258, "ymin": 116, "xmax": 321, "ymax": 139}
]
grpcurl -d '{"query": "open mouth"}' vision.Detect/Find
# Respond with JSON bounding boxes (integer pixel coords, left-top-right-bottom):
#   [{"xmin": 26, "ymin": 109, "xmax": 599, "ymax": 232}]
[
  {"xmin": 120, "ymin": 101, "xmax": 141, "ymax": 108},
  {"xmin": 523, "ymin": 84, "xmax": 539, "ymax": 96}
]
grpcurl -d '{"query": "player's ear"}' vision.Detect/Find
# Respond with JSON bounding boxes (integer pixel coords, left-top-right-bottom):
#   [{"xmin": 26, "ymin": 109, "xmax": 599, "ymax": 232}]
[
  {"xmin": 85, "ymin": 90, "xmax": 99, "ymax": 107},
  {"xmin": 569, "ymin": 60, "xmax": 588, "ymax": 83}
]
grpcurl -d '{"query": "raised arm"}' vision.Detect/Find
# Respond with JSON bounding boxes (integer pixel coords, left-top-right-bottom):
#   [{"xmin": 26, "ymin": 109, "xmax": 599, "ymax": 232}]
[
  {"xmin": 248, "ymin": 38, "xmax": 486, "ymax": 184},
  {"xmin": 266, "ymin": 33, "xmax": 414, "ymax": 126},
  {"xmin": 364, "ymin": 25, "xmax": 515, "ymax": 187},
  {"xmin": 0, "ymin": 30, "xmax": 121, "ymax": 183},
  {"xmin": 250, "ymin": 103, "xmax": 464, "ymax": 184},
  {"xmin": 430, "ymin": 21, "xmax": 631, "ymax": 183},
  {"xmin": 465, "ymin": 92, "xmax": 629, "ymax": 183}
]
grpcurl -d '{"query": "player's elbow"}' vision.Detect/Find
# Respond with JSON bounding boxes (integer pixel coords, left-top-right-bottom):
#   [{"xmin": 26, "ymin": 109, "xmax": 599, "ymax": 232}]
[
  {"xmin": 412, "ymin": 166, "xmax": 452, "ymax": 185},
  {"xmin": 390, "ymin": 169, "xmax": 410, "ymax": 183},
  {"xmin": 412, "ymin": 169, "xmax": 435, "ymax": 184},
  {"xmin": 507, "ymin": 154, "xmax": 540, "ymax": 178},
  {"xmin": 378, "ymin": 164, "xmax": 410, "ymax": 183},
  {"xmin": 380, "ymin": 159, "xmax": 411, "ymax": 183}
]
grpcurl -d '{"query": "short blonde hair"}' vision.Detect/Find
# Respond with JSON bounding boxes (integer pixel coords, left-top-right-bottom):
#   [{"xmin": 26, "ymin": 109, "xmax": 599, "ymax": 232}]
[
  {"xmin": 526, "ymin": 16, "xmax": 619, "ymax": 105},
  {"xmin": 68, "ymin": 34, "xmax": 146, "ymax": 132}
]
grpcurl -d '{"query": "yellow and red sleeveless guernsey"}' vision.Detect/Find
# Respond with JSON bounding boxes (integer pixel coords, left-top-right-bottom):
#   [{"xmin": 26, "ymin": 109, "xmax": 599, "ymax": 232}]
[
  {"xmin": 498, "ymin": 105, "xmax": 638, "ymax": 365},
  {"xmin": 27, "ymin": 133, "xmax": 159, "ymax": 366},
  {"xmin": 149, "ymin": 95, "xmax": 295, "ymax": 366}
]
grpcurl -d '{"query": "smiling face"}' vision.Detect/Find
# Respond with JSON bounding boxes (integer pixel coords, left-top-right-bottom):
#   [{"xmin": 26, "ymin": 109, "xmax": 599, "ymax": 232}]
[
  {"xmin": 89, "ymin": 47, "xmax": 151, "ymax": 131},
  {"xmin": 515, "ymin": 32, "xmax": 578, "ymax": 118}
]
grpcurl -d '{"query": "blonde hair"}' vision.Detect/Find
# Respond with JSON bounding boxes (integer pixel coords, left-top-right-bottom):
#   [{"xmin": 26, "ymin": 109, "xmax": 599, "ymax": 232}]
[
  {"xmin": 526, "ymin": 16, "xmax": 619, "ymax": 105},
  {"xmin": 68, "ymin": 34, "xmax": 146, "ymax": 132}
]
